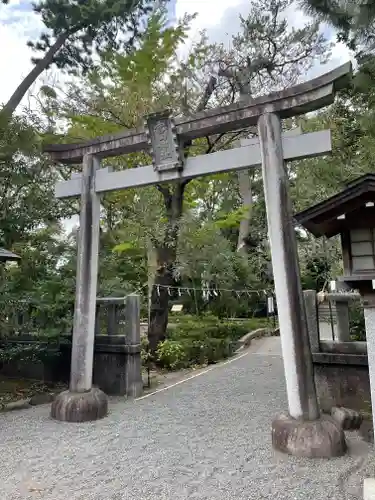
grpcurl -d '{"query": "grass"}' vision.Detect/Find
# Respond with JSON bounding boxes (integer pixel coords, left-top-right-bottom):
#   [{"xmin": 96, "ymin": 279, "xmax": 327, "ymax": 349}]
[{"xmin": 0, "ymin": 376, "xmax": 66, "ymax": 407}]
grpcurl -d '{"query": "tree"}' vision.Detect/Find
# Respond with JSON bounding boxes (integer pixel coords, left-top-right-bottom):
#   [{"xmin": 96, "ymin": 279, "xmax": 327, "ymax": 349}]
[
  {"xmin": 0, "ymin": 113, "xmax": 73, "ymax": 250},
  {"xmin": 288, "ymin": 55, "xmax": 375, "ymax": 288},
  {"xmin": 145, "ymin": 0, "xmax": 329, "ymax": 349},
  {"xmin": 41, "ymin": 8, "xmax": 197, "ymax": 350},
  {"xmin": 298, "ymin": 0, "xmax": 375, "ymax": 55},
  {"xmin": 42, "ymin": 1, "xmax": 331, "ymax": 351},
  {"xmin": 0, "ymin": 111, "xmax": 78, "ymax": 336},
  {"xmin": 0, "ymin": 0, "xmax": 161, "ymax": 118},
  {"xmin": 212, "ymin": 0, "xmax": 329, "ymax": 256}
]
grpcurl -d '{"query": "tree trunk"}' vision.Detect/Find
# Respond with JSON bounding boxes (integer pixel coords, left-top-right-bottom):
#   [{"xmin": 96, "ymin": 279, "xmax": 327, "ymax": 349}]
[
  {"xmin": 236, "ymin": 169, "xmax": 254, "ymax": 254},
  {"xmin": 147, "ymin": 74, "xmax": 217, "ymax": 352},
  {"xmin": 147, "ymin": 244, "xmax": 158, "ymax": 322},
  {"xmin": 148, "ymin": 182, "xmax": 186, "ymax": 353},
  {"xmin": 148, "ymin": 245, "xmax": 177, "ymax": 352},
  {"xmin": 2, "ymin": 31, "xmax": 70, "ymax": 118}
]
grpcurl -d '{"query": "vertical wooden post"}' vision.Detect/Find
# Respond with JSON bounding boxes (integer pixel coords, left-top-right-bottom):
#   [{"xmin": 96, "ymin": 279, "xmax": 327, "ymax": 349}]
[
  {"xmin": 258, "ymin": 113, "xmax": 346, "ymax": 458},
  {"xmin": 107, "ymin": 302, "xmax": 118, "ymax": 336},
  {"xmin": 304, "ymin": 290, "xmax": 320, "ymax": 354},
  {"xmin": 125, "ymin": 294, "xmax": 143, "ymax": 398},
  {"xmin": 51, "ymin": 154, "xmax": 108, "ymax": 422},
  {"xmin": 70, "ymin": 154, "xmax": 101, "ymax": 393},
  {"xmin": 258, "ymin": 112, "xmax": 319, "ymax": 421}
]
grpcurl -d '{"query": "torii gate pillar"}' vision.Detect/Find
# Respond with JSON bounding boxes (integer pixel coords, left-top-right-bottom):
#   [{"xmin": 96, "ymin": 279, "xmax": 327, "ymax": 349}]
[
  {"xmin": 258, "ymin": 113, "xmax": 346, "ymax": 457},
  {"xmin": 51, "ymin": 154, "xmax": 108, "ymax": 422}
]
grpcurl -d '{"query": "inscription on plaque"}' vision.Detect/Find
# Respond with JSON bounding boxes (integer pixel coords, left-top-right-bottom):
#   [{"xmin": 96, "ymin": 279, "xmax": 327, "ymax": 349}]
[{"xmin": 145, "ymin": 111, "xmax": 183, "ymax": 172}]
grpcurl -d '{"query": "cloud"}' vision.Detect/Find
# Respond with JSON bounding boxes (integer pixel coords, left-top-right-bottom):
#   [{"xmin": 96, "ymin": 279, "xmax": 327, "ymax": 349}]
[
  {"xmin": 176, "ymin": 0, "xmax": 353, "ymax": 76},
  {"xmin": 0, "ymin": 0, "xmax": 44, "ymax": 106},
  {"xmin": 0, "ymin": 0, "xmax": 354, "ymax": 111},
  {"xmin": 176, "ymin": 0, "xmax": 244, "ymax": 53}
]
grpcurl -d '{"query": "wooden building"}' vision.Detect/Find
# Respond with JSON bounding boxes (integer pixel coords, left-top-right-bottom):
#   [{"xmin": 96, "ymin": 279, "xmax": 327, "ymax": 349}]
[{"xmin": 295, "ymin": 173, "xmax": 375, "ymax": 294}]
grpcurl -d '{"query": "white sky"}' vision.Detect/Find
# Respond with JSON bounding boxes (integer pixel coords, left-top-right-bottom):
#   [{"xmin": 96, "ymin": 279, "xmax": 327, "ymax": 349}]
[{"xmin": 0, "ymin": 0, "xmax": 353, "ymax": 109}]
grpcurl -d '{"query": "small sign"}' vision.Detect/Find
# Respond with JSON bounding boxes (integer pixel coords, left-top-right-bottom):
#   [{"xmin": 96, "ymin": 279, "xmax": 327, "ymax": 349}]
[
  {"xmin": 171, "ymin": 304, "xmax": 183, "ymax": 312},
  {"xmin": 145, "ymin": 110, "xmax": 183, "ymax": 173},
  {"xmin": 329, "ymin": 280, "xmax": 336, "ymax": 292},
  {"xmin": 267, "ymin": 296, "xmax": 275, "ymax": 314}
]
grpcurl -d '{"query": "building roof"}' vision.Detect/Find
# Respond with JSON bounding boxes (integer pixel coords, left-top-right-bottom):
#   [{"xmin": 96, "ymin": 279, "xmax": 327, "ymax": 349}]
[
  {"xmin": 294, "ymin": 173, "xmax": 375, "ymax": 238},
  {"xmin": 0, "ymin": 248, "xmax": 21, "ymax": 262}
]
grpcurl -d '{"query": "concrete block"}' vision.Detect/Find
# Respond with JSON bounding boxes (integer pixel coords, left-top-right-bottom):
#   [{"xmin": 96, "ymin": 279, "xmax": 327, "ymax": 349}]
[{"xmin": 364, "ymin": 478, "xmax": 375, "ymax": 500}]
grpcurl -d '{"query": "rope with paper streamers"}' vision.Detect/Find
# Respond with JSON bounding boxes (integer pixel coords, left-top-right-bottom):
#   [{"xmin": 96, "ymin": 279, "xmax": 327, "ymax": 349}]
[{"xmin": 150, "ymin": 283, "xmax": 273, "ymax": 299}]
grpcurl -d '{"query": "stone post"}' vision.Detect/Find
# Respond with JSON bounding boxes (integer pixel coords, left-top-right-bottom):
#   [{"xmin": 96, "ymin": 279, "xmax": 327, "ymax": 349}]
[
  {"xmin": 335, "ymin": 299, "xmax": 351, "ymax": 342},
  {"xmin": 363, "ymin": 296, "xmax": 375, "ymax": 439},
  {"xmin": 303, "ymin": 290, "xmax": 320, "ymax": 353},
  {"xmin": 258, "ymin": 113, "xmax": 346, "ymax": 457},
  {"xmin": 125, "ymin": 294, "xmax": 143, "ymax": 398},
  {"xmin": 107, "ymin": 302, "xmax": 118, "ymax": 336},
  {"xmin": 51, "ymin": 154, "xmax": 108, "ymax": 422}
]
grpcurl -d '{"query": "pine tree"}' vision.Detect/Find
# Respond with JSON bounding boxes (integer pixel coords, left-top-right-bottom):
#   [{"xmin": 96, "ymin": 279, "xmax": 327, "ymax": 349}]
[
  {"xmin": 298, "ymin": 0, "xmax": 375, "ymax": 54},
  {"xmin": 0, "ymin": 0, "xmax": 163, "ymax": 117}
]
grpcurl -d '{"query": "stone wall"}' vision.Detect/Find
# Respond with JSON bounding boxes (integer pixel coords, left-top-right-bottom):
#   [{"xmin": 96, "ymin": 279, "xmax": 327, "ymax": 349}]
[
  {"xmin": 0, "ymin": 334, "xmax": 142, "ymax": 397},
  {"xmin": 304, "ymin": 290, "xmax": 371, "ymax": 414},
  {"xmin": 0, "ymin": 297, "xmax": 143, "ymax": 398},
  {"xmin": 313, "ymin": 353, "xmax": 370, "ymax": 413}
]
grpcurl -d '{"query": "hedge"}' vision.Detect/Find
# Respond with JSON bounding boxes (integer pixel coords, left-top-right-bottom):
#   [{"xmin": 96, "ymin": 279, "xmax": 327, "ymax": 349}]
[{"xmin": 154, "ymin": 315, "xmax": 270, "ymax": 370}]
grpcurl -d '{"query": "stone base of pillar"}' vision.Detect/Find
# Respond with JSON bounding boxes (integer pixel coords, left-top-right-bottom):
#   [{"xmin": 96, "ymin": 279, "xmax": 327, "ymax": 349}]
[
  {"xmin": 331, "ymin": 406, "xmax": 363, "ymax": 431},
  {"xmin": 272, "ymin": 413, "xmax": 347, "ymax": 458},
  {"xmin": 51, "ymin": 387, "xmax": 108, "ymax": 423}
]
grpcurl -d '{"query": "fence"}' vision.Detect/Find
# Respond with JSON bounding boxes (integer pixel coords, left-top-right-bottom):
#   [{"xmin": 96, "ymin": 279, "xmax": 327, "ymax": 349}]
[
  {"xmin": 0, "ymin": 295, "xmax": 143, "ymax": 398},
  {"xmin": 304, "ymin": 290, "xmax": 370, "ymax": 415},
  {"xmin": 0, "ymin": 297, "xmax": 131, "ymax": 338},
  {"xmin": 317, "ymin": 291, "xmax": 365, "ymax": 343}
]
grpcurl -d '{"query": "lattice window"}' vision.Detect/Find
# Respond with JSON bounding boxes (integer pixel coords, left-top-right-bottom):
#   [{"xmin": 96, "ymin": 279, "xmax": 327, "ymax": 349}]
[{"xmin": 350, "ymin": 229, "xmax": 375, "ymax": 272}]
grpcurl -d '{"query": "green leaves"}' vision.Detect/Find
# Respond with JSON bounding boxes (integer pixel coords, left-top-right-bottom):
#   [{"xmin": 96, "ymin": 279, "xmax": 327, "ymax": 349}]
[
  {"xmin": 112, "ymin": 240, "xmax": 143, "ymax": 255},
  {"xmin": 214, "ymin": 206, "xmax": 252, "ymax": 230},
  {"xmin": 1, "ymin": 0, "xmax": 175, "ymax": 117},
  {"xmin": 29, "ymin": 0, "xmax": 157, "ymax": 72},
  {"xmin": 39, "ymin": 85, "xmax": 57, "ymax": 99},
  {"xmin": 227, "ymin": 0, "xmax": 331, "ymax": 98},
  {"xmin": 298, "ymin": 0, "xmax": 375, "ymax": 55}
]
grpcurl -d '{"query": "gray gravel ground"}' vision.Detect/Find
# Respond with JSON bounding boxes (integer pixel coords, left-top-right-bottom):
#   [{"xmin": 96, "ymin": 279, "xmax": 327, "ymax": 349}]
[{"xmin": 0, "ymin": 338, "xmax": 373, "ymax": 500}]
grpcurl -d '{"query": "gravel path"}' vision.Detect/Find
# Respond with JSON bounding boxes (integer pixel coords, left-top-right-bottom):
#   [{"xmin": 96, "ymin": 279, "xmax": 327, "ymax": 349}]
[{"xmin": 0, "ymin": 338, "xmax": 373, "ymax": 500}]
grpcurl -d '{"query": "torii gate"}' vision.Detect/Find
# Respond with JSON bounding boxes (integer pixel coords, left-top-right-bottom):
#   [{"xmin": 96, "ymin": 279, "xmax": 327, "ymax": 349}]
[{"xmin": 45, "ymin": 62, "xmax": 352, "ymax": 458}]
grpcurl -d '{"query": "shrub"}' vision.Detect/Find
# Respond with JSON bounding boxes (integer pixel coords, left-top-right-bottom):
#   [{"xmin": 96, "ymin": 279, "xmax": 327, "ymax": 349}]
[
  {"xmin": 349, "ymin": 302, "xmax": 366, "ymax": 341},
  {"xmin": 140, "ymin": 335, "xmax": 153, "ymax": 369},
  {"xmin": 156, "ymin": 337, "xmax": 233, "ymax": 370},
  {"xmin": 156, "ymin": 340, "xmax": 189, "ymax": 370},
  {"xmin": 167, "ymin": 316, "xmax": 269, "ymax": 342},
  {"xmin": 157, "ymin": 315, "xmax": 271, "ymax": 370},
  {"xmin": 0, "ymin": 342, "xmax": 61, "ymax": 365}
]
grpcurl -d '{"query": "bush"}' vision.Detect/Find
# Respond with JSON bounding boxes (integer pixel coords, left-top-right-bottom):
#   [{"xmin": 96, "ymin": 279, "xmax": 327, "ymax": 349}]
[
  {"xmin": 140, "ymin": 335, "xmax": 153, "ymax": 369},
  {"xmin": 0, "ymin": 342, "xmax": 61, "ymax": 365},
  {"xmin": 167, "ymin": 316, "xmax": 269, "ymax": 342},
  {"xmin": 349, "ymin": 302, "xmax": 366, "ymax": 341},
  {"xmin": 156, "ymin": 315, "xmax": 271, "ymax": 370},
  {"xmin": 156, "ymin": 340, "xmax": 189, "ymax": 370},
  {"xmin": 157, "ymin": 337, "xmax": 233, "ymax": 370}
]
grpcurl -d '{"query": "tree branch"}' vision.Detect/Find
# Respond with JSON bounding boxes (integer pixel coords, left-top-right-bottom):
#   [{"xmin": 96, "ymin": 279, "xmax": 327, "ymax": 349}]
[
  {"xmin": 196, "ymin": 75, "xmax": 217, "ymax": 112},
  {"xmin": 156, "ymin": 184, "xmax": 171, "ymax": 200},
  {"xmin": 183, "ymin": 74, "xmax": 218, "ymax": 155},
  {"xmin": 2, "ymin": 31, "xmax": 70, "ymax": 118}
]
